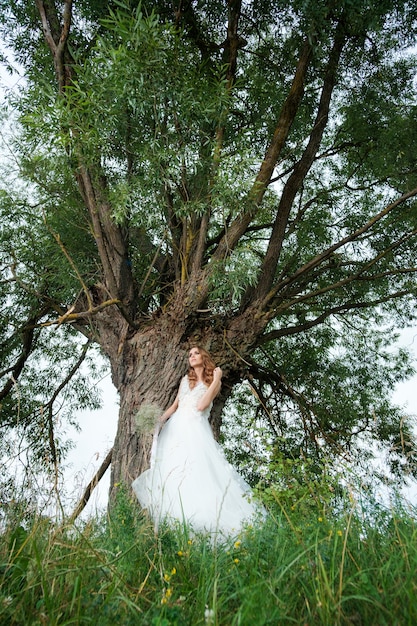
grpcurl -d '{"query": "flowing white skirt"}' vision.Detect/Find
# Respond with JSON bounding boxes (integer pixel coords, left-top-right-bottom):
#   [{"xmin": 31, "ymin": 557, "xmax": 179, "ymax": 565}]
[{"xmin": 132, "ymin": 396, "xmax": 261, "ymax": 536}]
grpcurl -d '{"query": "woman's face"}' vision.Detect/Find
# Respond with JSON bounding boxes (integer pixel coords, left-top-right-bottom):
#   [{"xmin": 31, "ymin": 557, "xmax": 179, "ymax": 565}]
[{"xmin": 189, "ymin": 347, "xmax": 203, "ymax": 368}]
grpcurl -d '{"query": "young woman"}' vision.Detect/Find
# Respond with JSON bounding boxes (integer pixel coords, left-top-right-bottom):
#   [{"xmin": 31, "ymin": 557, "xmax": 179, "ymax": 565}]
[{"xmin": 132, "ymin": 346, "xmax": 263, "ymax": 536}]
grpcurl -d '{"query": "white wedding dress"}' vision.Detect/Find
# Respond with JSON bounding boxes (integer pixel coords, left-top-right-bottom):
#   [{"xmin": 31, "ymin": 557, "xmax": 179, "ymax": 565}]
[{"xmin": 132, "ymin": 376, "xmax": 262, "ymax": 536}]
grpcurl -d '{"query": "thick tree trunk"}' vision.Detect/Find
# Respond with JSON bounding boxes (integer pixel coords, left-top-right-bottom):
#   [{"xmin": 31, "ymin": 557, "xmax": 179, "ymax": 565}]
[
  {"xmin": 100, "ymin": 321, "xmax": 257, "ymax": 500},
  {"xmin": 92, "ymin": 282, "xmax": 268, "ymax": 503},
  {"xmin": 109, "ymin": 325, "xmax": 188, "ymax": 497}
]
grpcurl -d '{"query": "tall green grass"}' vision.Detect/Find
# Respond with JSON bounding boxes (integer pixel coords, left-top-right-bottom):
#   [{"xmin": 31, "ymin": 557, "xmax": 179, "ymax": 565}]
[{"xmin": 1, "ymin": 486, "xmax": 416, "ymax": 625}]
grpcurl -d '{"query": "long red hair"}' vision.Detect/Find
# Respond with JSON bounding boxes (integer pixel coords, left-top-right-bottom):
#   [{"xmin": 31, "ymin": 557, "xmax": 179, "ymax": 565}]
[{"xmin": 187, "ymin": 346, "xmax": 216, "ymax": 389}]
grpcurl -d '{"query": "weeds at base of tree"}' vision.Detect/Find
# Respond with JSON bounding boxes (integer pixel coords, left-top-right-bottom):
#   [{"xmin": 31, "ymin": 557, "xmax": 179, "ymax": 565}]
[{"xmin": 0, "ymin": 485, "xmax": 416, "ymax": 626}]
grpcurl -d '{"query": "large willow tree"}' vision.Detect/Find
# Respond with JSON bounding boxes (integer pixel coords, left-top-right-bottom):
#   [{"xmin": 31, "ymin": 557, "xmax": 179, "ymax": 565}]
[{"xmin": 1, "ymin": 0, "xmax": 417, "ymax": 508}]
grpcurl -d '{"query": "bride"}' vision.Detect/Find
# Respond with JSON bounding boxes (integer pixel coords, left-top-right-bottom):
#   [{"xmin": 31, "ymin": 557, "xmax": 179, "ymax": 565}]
[{"xmin": 132, "ymin": 346, "xmax": 263, "ymax": 536}]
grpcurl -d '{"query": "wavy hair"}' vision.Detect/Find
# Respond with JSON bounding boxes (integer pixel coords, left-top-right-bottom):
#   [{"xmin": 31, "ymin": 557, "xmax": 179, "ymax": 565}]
[{"xmin": 187, "ymin": 346, "xmax": 216, "ymax": 389}]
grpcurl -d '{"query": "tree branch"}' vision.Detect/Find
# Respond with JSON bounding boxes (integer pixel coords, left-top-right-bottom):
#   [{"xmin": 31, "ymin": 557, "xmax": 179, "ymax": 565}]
[
  {"xmin": 35, "ymin": 0, "xmax": 74, "ymax": 91},
  {"xmin": 259, "ymin": 289, "xmax": 413, "ymax": 344},
  {"xmin": 212, "ymin": 35, "xmax": 314, "ymax": 263},
  {"xmin": 43, "ymin": 339, "xmax": 91, "ymax": 467},
  {"xmin": 190, "ymin": 0, "xmax": 244, "ymax": 277},
  {"xmin": 75, "ymin": 167, "xmax": 136, "ymax": 324},
  {"xmin": 36, "ymin": 299, "xmax": 121, "ymax": 328},
  {"xmin": 68, "ymin": 447, "xmax": 113, "ymax": 523},
  {"xmin": 249, "ymin": 361, "xmax": 347, "ymax": 455},
  {"xmin": 36, "ymin": 1, "xmax": 137, "ymax": 326},
  {"xmin": 276, "ymin": 224, "xmax": 417, "ymax": 310},
  {"xmin": 0, "ymin": 307, "xmax": 50, "ymax": 403},
  {"xmin": 250, "ymin": 18, "xmax": 347, "ymax": 304},
  {"xmin": 268, "ymin": 187, "xmax": 417, "ymax": 307}
]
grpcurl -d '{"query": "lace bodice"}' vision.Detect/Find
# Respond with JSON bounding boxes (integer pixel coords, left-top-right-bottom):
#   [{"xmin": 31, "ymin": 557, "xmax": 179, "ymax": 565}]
[{"xmin": 178, "ymin": 375, "xmax": 212, "ymax": 418}]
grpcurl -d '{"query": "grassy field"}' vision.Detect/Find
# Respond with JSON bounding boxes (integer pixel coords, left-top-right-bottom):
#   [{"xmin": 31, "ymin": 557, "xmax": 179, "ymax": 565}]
[{"xmin": 1, "ymin": 485, "xmax": 416, "ymax": 625}]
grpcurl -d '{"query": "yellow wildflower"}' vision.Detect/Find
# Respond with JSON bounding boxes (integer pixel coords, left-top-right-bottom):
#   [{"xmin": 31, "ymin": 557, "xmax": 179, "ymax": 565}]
[{"xmin": 161, "ymin": 586, "xmax": 173, "ymax": 604}]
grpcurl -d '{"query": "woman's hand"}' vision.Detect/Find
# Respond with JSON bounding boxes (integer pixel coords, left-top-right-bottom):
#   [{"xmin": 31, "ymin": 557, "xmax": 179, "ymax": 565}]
[{"xmin": 213, "ymin": 367, "xmax": 223, "ymax": 382}]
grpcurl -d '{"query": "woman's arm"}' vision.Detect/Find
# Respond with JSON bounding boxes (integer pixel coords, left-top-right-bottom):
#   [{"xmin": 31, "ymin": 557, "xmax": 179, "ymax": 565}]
[{"xmin": 197, "ymin": 367, "xmax": 223, "ymax": 412}]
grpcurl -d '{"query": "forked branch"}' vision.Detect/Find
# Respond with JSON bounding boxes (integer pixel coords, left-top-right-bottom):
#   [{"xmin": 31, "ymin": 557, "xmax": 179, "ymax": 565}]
[
  {"xmin": 269, "ymin": 186, "xmax": 417, "ymax": 306},
  {"xmin": 252, "ymin": 18, "xmax": 347, "ymax": 303}
]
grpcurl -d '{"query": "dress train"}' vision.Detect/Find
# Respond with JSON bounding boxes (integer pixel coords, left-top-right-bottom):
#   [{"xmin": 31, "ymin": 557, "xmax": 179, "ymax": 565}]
[{"xmin": 132, "ymin": 376, "xmax": 263, "ymax": 536}]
